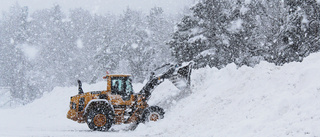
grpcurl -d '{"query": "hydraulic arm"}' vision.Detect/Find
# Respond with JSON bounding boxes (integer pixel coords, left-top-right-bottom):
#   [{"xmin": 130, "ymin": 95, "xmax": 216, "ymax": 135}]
[{"xmin": 139, "ymin": 62, "xmax": 193, "ymax": 101}]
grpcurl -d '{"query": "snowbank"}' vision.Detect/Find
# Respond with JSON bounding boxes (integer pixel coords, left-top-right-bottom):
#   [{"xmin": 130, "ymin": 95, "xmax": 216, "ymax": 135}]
[{"xmin": 2, "ymin": 53, "xmax": 320, "ymax": 136}]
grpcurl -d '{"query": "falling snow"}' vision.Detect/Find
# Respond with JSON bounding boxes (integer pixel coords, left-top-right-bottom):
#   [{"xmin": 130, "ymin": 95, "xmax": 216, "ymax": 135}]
[
  {"xmin": 0, "ymin": 0, "xmax": 320, "ymax": 136},
  {"xmin": 20, "ymin": 44, "xmax": 39, "ymax": 60},
  {"xmin": 228, "ymin": 19, "xmax": 243, "ymax": 33},
  {"xmin": 76, "ymin": 38, "xmax": 84, "ymax": 49}
]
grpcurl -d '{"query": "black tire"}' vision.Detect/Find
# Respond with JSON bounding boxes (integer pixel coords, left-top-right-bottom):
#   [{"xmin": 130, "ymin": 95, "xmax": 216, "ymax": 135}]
[
  {"xmin": 86, "ymin": 103, "xmax": 114, "ymax": 131},
  {"xmin": 142, "ymin": 106, "xmax": 165, "ymax": 123}
]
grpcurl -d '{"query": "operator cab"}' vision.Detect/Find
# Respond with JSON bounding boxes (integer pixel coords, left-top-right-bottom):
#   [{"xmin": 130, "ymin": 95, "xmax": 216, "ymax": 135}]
[{"xmin": 110, "ymin": 76, "xmax": 133, "ymax": 101}]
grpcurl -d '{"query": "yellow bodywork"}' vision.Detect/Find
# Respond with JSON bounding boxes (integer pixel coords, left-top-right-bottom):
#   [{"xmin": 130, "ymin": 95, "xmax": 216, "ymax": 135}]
[{"xmin": 67, "ymin": 74, "xmax": 148, "ymax": 124}]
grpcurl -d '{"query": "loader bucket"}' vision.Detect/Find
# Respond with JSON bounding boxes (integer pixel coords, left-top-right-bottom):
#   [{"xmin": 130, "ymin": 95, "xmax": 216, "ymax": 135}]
[
  {"xmin": 140, "ymin": 62, "xmax": 193, "ymax": 101},
  {"xmin": 169, "ymin": 62, "xmax": 193, "ymax": 90}
]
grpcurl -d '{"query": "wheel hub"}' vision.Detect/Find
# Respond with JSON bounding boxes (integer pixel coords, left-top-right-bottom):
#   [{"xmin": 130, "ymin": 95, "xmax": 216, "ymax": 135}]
[
  {"xmin": 149, "ymin": 113, "xmax": 159, "ymax": 121},
  {"xmin": 93, "ymin": 114, "xmax": 107, "ymax": 127}
]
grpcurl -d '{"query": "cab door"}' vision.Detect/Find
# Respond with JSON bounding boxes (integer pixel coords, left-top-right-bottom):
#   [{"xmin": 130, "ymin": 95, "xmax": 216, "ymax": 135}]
[{"xmin": 109, "ymin": 76, "xmax": 134, "ymax": 105}]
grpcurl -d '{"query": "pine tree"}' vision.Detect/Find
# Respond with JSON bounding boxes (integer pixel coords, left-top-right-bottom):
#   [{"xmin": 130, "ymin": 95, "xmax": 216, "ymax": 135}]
[
  {"xmin": 273, "ymin": 0, "xmax": 320, "ymax": 65},
  {"xmin": 169, "ymin": 0, "xmax": 233, "ymax": 68},
  {"xmin": 146, "ymin": 7, "xmax": 174, "ymax": 73},
  {"xmin": 0, "ymin": 3, "xmax": 38, "ymax": 104},
  {"xmin": 170, "ymin": 0, "xmax": 320, "ymax": 68}
]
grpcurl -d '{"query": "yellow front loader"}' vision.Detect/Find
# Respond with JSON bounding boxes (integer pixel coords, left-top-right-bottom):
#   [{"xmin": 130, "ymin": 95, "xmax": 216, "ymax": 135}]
[{"xmin": 67, "ymin": 63, "xmax": 192, "ymax": 131}]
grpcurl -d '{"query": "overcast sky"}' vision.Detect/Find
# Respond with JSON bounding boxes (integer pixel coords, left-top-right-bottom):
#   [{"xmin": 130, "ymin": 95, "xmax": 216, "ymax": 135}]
[{"xmin": 0, "ymin": 0, "xmax": 195, "ymax": 16}]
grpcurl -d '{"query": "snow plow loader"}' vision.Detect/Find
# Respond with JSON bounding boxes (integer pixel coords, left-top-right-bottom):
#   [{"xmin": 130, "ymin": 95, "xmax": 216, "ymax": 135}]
[{"xmin": 66, "ymin": 62, "xmax": 192, "ymax": 131}]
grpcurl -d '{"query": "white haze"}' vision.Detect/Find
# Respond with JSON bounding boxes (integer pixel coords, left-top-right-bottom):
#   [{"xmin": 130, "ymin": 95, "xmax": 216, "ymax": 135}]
[{"xmin": 0, "ymin": 0, "xmax": 195, "ymax": 17}]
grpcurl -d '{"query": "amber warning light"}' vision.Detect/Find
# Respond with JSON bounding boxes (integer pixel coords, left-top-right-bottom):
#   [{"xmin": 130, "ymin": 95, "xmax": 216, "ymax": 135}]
[{"xmin": 103, "ymin": 71, "xmax": 109, "ymax": 79}]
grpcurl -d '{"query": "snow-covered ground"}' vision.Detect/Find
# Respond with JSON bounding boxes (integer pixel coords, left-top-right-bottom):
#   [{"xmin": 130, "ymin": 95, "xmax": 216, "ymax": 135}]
[{"xmin": 2, "ymin": 52, "xmax": 320, "ymax": 136}]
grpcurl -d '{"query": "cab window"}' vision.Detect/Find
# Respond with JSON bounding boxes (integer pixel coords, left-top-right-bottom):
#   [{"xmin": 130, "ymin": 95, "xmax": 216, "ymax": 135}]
[
  {"xmin": 111, "ymin": 77, "xmax": 133, "ymax": 100},
  {"xmin": 111, "ymin": 79, "xmax": 123, "ymax": 93}
]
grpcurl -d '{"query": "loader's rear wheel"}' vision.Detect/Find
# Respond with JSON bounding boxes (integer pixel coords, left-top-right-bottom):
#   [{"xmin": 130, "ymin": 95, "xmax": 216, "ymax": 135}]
[
  {"xmin": 149, "ymin": 113, "xmax": 160, "ymax": 121},
  {"xmin": 142, "ymin": 106, "xmax": 164, "ymax": 122},
  {"xmin": 86, "ymin": 103, "xmax": 113, "ymax": 131}
]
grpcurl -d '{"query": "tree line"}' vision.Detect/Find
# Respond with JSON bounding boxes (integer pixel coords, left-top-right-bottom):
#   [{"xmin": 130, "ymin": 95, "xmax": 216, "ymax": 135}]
[{"xmin": 0, "ymin": 4, "xmax": 178, "ymax": 105}]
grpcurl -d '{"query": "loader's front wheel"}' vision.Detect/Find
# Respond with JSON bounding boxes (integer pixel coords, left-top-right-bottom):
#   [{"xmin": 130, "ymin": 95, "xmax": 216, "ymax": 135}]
[
  {"xmin": 93, "ymin": 114, "xmax": 107, "ymax": 127},
  {"xmin": 86, "ymin": 104, "xmax": 113, "ymax": 131},
  {"xmin": 142, "ymin": 106, "xmax": 164, "ymax": 122}
]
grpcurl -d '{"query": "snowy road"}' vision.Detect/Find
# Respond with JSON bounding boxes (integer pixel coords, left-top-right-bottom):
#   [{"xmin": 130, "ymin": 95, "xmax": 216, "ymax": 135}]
[{"xmin": 2, "ymin": 53, "xmax": 320, "ymax": 136}]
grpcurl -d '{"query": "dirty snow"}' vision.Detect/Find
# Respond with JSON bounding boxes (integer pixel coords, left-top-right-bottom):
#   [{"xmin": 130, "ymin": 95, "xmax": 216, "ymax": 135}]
[{"xmin": 1, "ymin": 52, "xmax": 320, "ymax": 136}]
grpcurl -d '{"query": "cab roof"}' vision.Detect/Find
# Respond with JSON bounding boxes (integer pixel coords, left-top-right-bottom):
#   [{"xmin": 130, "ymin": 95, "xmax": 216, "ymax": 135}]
[{"xmin": 103, "ymin": 74, "xmax": 131, "ymax": 79}]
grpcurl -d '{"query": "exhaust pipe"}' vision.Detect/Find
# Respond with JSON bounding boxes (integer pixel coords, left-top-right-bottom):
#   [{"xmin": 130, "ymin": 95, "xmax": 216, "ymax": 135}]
[{"xmin": 78, "ymin": 80, "xmax": 84, "ymax": 94}]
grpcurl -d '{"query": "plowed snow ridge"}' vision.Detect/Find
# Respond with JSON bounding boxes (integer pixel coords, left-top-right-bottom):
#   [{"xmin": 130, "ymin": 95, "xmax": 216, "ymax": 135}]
[{"xmin": 1, "ymin": 53, "xmax": 320, "ymax": 136}]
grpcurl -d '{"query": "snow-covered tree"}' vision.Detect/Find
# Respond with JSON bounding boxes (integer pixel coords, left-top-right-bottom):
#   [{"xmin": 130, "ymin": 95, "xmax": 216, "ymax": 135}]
[
  {"xmin": 0, "ymin": 3, "xmax": 40, "ymax": 104},
  {"xmin": 276, "ymin": 0, "xmax": 320, "ymax": 64},
  {"xmin": 170, "ymin": 0, "xmax": 320, "ymax": 68},
  {"xmin": 169, "ymin": 0, "xmax": 234, "ymax": 68},
  {"xmin": 146, "ymin": 7, "xmax": 175, "ymax": 73},
  {"xmin": 94, "ymin": 7, "xmax": 176, "ymax": 82}
]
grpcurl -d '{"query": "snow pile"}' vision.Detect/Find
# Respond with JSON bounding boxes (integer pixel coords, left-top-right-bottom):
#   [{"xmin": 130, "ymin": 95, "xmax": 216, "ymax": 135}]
[
  {"xmin": 139, "ymin": 53, "xmax": 320, "ymax": 136},
  {"xmin": 2, "ymin": 52, "xmax": 320, "ymax": 136}
]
